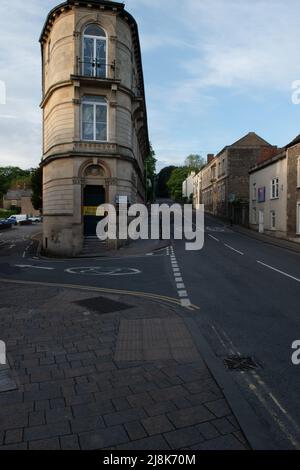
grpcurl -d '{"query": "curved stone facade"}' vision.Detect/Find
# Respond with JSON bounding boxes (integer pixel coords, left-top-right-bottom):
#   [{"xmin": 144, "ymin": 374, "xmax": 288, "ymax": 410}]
[{"xmin": 40, "ymin": 0, "xmax": 149, "ymax": 256}]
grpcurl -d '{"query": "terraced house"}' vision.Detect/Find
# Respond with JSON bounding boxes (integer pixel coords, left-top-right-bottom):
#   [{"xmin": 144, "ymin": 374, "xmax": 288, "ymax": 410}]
[
  {"xmin": 40, "ymin": 0, "xmax": 150, "ymax": 256},
  {"xmin": 197, "ymin": 133, "xmax": 274, "ymax": 225},
  {"xmin": 286, "ymin": 135, "xmax": 300, "ymax": 242}
]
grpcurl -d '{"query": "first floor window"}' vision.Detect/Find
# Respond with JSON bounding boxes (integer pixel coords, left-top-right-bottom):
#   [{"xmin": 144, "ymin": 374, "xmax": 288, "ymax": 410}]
[
  {"xmin": 82, "ymin": 96, "xmax": 108, "ymax": 142},
  {"xmin": 297, "ymin": 157, "xmax": 300, "ymax": 188},
  {"xmin": 271, "ymin": 177, "xmax": 279, "ymax": 199},
  {"xmin": 270, "ymin": 210, "xmax": 276, "ymax": 229}
]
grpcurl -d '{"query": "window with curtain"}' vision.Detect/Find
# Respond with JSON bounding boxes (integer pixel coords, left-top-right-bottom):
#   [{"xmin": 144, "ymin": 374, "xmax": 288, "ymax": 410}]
[{"xmin": 81, "ymin": 96, "xmax": 108, "ymax": 142}]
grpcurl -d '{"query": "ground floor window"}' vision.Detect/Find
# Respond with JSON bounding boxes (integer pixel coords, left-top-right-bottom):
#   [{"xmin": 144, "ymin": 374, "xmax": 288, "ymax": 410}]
[
  {"xmin": 252, "ymin": 207, "xmax": 257, "ymax": 224},
  {"xmin": 270, "ymin": 210, "xmax": 276, "ymax": 230}
]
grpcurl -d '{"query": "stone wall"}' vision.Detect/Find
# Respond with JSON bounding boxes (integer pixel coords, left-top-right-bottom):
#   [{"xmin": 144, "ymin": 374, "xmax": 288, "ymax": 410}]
[{"xmin": 287, "ymin": 143, "xmax": 300, "ymax": 240}]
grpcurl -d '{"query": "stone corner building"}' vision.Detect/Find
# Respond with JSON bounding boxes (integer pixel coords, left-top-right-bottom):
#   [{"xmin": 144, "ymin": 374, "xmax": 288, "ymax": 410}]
[{"xmin": 40, "ymin": 0, "xmax": 150, "ymax": 256}]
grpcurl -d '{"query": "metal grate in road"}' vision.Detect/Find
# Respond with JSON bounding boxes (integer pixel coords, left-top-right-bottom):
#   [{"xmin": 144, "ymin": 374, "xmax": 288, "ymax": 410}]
[
  {"xmin": 224, "ymin": 355, "xmax": 259, "ymax": 371},
  {"xmin": 75, "ymin": 296, "xmax": 133, "ymax": 315}
]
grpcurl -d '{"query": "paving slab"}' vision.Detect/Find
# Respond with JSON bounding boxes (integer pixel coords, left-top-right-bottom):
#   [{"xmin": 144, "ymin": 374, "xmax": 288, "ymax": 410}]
[{"xmin": 0, "ymin": 282, "xmax": 250, "ymax": 450}]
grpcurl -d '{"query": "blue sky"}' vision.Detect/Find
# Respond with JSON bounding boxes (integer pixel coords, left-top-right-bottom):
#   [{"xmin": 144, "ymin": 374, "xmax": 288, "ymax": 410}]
[{"xmin": 0, "ymin": 0, "xmax": 300, "ymax": 171}]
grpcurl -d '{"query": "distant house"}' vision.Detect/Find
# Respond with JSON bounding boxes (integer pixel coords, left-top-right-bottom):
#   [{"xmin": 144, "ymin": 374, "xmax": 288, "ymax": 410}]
[
  {"xmin": 286, "ymin": 135, "xmax": 300, "ymax": 242},
  {"xmin": 249, "ymin": 149, "xmax": 287, "ymax": 237},
  {"xmin": 3, "ymin": 189, "xmax": 39, "ymax": 216},
  {"xmin": 182, "ymin": 172, "xmax": 196, "ymax": 201},
  {"xmin": 200, "ymin": 133, "xmax": 275, "ymax": 225}
]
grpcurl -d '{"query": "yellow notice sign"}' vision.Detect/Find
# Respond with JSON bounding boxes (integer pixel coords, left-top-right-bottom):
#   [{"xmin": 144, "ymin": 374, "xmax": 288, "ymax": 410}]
[{"xmin": 83, "ymin": 206, "xmax": 99, "ymax": 216}]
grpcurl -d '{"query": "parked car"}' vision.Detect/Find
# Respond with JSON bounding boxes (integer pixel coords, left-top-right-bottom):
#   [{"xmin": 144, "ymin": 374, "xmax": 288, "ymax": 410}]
[
  {"xmin": 28, "ymin": 216, "xmax": 42, "ymax": 223},
  {"xmin": 6, "ymin": 214, "xmax": 28, "ymax": 225},
  {"xmin": 0, "ymin": 219, "xmax": 13, "ymax": 229}
]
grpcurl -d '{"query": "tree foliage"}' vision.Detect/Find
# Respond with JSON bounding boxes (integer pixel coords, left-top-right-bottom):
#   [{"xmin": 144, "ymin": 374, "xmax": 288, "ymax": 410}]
[
  {"xmin": 145, "ymin": 144, "xmax": 157, "ymax": 203},
  {"xmin": 156, "ymin": 166, "xmax": 177, "ymax": 198},
  {"xmin": 31, "ymin": 167, "xmax": 43, "ymax": 211},
  {"xmin": 0, "ymin": 167, "xmax": 31, "ymax": 198},
  {"xmin": 184, "ymin": 154, "xmax": 205, "ymax": 170},
  {"xmin": 166, "ymin": 167, "xmax": 190, "ymax": 201}
]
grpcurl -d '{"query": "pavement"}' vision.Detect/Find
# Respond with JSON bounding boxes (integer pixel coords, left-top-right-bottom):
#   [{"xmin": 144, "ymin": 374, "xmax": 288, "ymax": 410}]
[
  {"xmin": 0, "ymin": 282, "xmax": 249, "ymax": 450},
  {"xmin": 0, "ymin": 215, "xmax": 300, "ymax": 450}
]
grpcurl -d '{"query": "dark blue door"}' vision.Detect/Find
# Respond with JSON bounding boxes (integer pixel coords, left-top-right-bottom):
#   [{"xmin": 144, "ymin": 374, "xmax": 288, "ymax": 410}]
[{"xmin": 83, "ymin": 185, "xmax": 106, "ymax": 236}]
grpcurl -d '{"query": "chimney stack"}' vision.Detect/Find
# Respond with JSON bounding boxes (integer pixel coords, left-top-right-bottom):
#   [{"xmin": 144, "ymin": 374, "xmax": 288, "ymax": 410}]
[{"xmin": 207, "ymin": 154, "xmax": 215, "ymax": 164}]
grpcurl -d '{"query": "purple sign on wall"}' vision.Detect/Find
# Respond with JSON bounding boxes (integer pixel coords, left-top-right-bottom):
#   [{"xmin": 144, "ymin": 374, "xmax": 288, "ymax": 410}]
[{"xmin": 258, "ymin": 187, "xmax": 266, "ymax": 203}]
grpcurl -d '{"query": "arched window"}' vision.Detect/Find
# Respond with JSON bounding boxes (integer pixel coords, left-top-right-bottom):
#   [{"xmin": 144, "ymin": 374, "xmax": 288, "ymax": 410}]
[
  {"xmin": 83, "ymin": 24, "xmax": 107, "ymax": 78},
  {"xmin": 81, "ymin": 95, "xmax": 108, "ymax": 142}
]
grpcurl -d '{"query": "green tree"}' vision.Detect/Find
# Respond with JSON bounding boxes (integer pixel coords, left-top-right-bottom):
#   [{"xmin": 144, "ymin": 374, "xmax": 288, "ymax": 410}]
[
  {"xmin": 0, "ymin": 166, "xmax": 31, "ymax": 198},
  {"xmin": 31, "ymin": 167, "xmax": 43, "ymax": 211},
  {"xmin": 156, "ymin": 165, "xmax": 177, "ymax": 198},
  {"xmin": 145, "ymin": 144, "xmax": 157, "ymax": 203},
  {"xmin": 184, "ymin": 154, "xmax": 205, "ymax": 170},
  {"xmin": 167, "ymin": 167, "xmax": 190, "ymax": 201}
]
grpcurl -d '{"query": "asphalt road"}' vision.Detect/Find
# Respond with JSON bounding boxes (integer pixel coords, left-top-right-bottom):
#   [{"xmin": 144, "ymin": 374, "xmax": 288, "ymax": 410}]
[{"xmin": 1, "ymin": 218, "xmax": 300, "ymax": 449}]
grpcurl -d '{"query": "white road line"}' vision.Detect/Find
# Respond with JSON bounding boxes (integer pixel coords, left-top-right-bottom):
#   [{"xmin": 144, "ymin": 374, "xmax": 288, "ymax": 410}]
[
  {"xmin": 181, "ymin": 298, "xmax": 191, "ymax": 307},
  {"xmin": 208, "ymin": 234, "xmax": 220, "ymax": 242},
  {"xmin": 15, "ymin": 265, "xmax": 55, "ymax": 271},
  {"xmin": 224, "ymin": 244, "xmax": 244, "ymax": 255},
  {"xmin": 178, "ymin": 290, "xmax": 188, "ymax": 298},
  {"xmin": 216, "ymin": 327, "xmax": 300, "ymax": 447},
  {"xmin": 257, "ymin": 260, "xmax": 300, "ymax": 283},
  {"xmin": 176, "ymin": 283, "xmax": 185, "ymax": 289},
  {"xmin": 169, "ymin": 246, "xmax": 193, "ymax": 309}
]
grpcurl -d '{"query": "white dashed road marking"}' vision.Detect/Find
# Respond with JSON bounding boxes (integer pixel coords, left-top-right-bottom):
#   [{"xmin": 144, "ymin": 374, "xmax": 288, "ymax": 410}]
[
  {"xmin": 257, "ymin": 260, "xmax": 300, "ymax": 283},
  {"xmin": 169, "ymin": 245, "xmax": 192, "ymax": 308},
  {"xmin": 224, "ymin": 244, "xmax": 244, "ymax": 256},
  {"xmin": 208, "ymin": 234, "xmax": 220, "ymax": 242}
]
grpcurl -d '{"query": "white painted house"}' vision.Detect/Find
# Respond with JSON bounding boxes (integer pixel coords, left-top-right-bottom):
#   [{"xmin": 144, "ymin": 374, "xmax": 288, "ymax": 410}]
[
  {"xmin": 249, "ymin": 150, "xmax": 287, "ymax": 237},
  {"xmin": 182, "ymin": 172, "xmax": 196, "ymax": 201}
]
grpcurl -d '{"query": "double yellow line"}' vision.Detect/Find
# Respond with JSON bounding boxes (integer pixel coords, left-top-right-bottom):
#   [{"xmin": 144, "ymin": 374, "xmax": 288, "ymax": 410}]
[{"xmin": 0, "ymin": 277, "xmax": 199, "ymax": 311}]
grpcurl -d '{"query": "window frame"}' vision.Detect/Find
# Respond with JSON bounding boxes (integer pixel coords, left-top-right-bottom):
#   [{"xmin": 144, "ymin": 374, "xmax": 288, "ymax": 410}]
[
  {"xmin": 82, "ymin": 24, "xmax": 108, "ymax": 78},
  {"xmin": 297, "ymin": 157, "xmax": 300, "ymax": 188},
  {"xmin": 270, "ymin": 210, "xmax": 276, "ymax": 230},
  {"xmin": 81, "ymin": 96, "xmax": 108, "ymax": 143},
  {"xmin": 270, "ymin": 177, "xmax": 279, "ymax": 199}
]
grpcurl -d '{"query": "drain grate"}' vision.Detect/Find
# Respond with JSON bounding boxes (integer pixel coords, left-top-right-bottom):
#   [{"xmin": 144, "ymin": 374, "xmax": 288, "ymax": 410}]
[
  {"xmin": 75, "ymin": 296, "xmax": 132, "ymax": 315},
  {"xmin": 224, "ymin": 355, "xmax": 258, "ymax": 371}
]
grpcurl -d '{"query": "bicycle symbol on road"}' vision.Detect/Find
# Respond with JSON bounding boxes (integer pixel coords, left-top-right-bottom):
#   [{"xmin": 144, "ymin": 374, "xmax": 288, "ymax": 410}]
[{"xmin": 65, "ymin": 266, "xmax": 141, "ymax": 276}]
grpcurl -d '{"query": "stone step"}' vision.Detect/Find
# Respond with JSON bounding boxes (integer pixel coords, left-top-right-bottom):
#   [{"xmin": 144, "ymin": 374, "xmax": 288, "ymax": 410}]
[{"xmin": 82, "ymin": 237, "xmax": 108, "ymax": 254}]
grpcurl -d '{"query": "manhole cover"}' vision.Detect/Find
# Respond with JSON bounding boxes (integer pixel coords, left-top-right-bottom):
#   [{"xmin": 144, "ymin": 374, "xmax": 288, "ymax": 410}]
[
  {"xmin": 224, "ymin": 355, "xmax": 258, "ymax": 371},
  {"xmin": 75, "ymin": 296, "xmax": 132, "ymax": 315}
]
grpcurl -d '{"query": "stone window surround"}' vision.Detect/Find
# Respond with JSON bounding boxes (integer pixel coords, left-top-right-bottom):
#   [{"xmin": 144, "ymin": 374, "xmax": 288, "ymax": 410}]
[
  {"xmin": 270, "ymin": 176, "xmax": 280, "ymax": 200},
  {"xmin": 81, "ymin": 95, "xmax": 108, "ymax": 143}
]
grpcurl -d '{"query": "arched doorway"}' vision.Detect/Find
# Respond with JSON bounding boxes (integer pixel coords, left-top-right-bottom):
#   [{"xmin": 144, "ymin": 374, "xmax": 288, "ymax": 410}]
[{"xmin": 83, "ymin": 185, "xmax": 106, "ymax": 236}]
